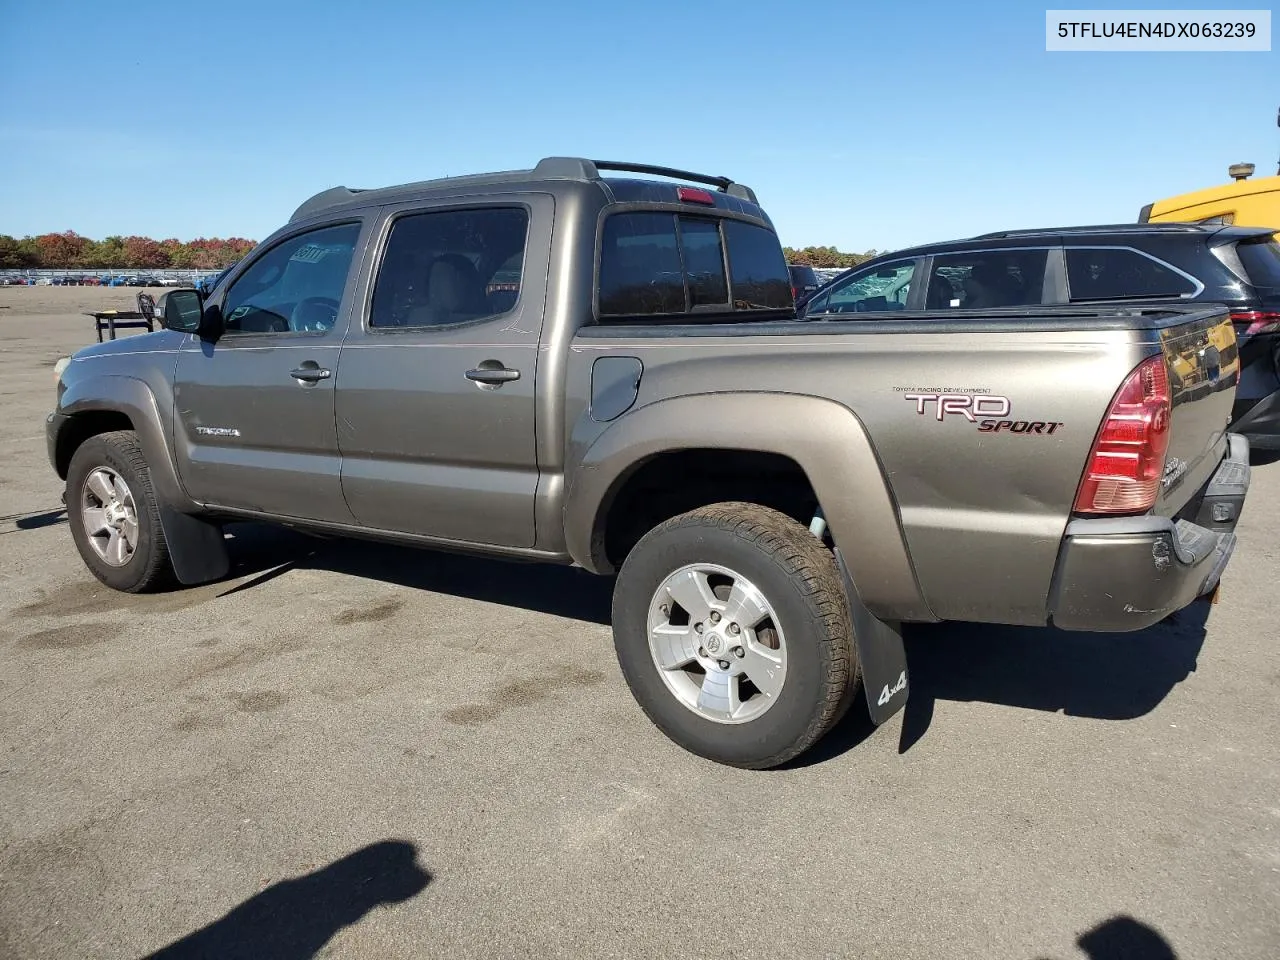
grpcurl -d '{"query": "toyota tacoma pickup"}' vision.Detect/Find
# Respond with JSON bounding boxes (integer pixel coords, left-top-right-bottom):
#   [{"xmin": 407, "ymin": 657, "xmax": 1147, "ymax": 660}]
[{"xmin": 47, "ymin": 157, "xmax": 1252, "ymax": 769}]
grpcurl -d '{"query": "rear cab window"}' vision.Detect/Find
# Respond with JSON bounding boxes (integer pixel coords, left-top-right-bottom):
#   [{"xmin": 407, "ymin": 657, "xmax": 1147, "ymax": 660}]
[
  {"xmin": 1066, "ymin": 247, "xmax": 1196, "ymax": 301},
  {"xmin": 597, "ymin": 211, "xmax": 791, "ymax": 321}
]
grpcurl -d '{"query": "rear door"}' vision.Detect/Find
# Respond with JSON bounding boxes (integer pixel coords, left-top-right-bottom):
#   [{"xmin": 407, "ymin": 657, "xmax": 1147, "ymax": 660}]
[
  {"xmin": 172, "ymin": 220, "xmax": 368, "ymax": 521},
  {"xmin": 334, "ymin": 195, "xmax": 551, "ymax": 548}
]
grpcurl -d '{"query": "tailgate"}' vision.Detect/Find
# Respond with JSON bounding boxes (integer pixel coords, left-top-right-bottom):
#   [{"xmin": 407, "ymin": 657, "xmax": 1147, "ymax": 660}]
[{"xmin": 1153, "ymin": 308, "xmax": 1239, "ymax": 515}]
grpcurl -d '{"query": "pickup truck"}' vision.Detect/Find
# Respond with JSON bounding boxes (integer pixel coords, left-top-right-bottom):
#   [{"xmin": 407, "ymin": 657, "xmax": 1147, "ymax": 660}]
[{"xmin": 46, "ymin": 157, "xmax": 1252, "ymax": 769}]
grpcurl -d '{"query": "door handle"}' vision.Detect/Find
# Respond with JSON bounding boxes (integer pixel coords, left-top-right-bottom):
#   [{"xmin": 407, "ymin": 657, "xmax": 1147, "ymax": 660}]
[
  {"xmin": 290, "ymin": 365, "xmax": 331, "ymax": 383},
  {"xmin": 465, "ymin": 364, "xmax": 521, "ymax": 386}
]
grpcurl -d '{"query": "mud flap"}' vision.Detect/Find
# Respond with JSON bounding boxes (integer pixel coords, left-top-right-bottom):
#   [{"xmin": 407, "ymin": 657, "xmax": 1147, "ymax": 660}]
[
  {"xmin": 159, "ymin": 505, "xmax": 229, "ymax": 585},
  {"xmin": 834, "ymin": 547, "xmax": 909, "ymax": 725}
]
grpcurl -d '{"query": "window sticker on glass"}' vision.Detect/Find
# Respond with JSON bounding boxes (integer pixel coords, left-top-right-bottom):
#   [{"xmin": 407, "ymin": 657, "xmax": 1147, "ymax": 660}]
[{"xmin": 290, "ymin": 244, "xmax": 334, "ymax": 264}]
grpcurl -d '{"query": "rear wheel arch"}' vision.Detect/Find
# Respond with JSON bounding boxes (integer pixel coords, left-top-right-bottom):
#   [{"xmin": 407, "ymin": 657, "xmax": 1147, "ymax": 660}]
[{"xmin": 565, "ymin": 392, "xmax": 933, "ymax": 622}]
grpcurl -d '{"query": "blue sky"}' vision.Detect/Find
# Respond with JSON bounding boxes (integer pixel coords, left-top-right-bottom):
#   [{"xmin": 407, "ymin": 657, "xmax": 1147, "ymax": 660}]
[{"xmin": 1, "ymin": 0, "xmax": 1276, "ymax": 253}]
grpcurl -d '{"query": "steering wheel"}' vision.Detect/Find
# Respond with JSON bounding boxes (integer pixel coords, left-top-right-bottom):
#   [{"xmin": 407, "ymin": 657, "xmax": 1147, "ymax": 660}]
[{"xmin": 290, "ymin": 296, "xmax": 340, "ymax": 332}]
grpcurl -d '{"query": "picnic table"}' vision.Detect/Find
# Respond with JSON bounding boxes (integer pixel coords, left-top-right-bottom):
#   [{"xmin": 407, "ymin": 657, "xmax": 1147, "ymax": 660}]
[{"xmin": 86, "ymin": 294, "xmax": 159, "ymax": 342}]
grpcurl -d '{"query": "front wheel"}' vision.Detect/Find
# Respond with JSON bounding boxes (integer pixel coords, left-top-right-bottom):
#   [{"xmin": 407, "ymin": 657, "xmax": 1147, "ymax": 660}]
[
  {"xmin": 611, "ymin": 502, "xmax": 859, "ymax": 769},
  {"xmin": 66, "ymin": 430, "xmax": 175, "ymax": 593}
]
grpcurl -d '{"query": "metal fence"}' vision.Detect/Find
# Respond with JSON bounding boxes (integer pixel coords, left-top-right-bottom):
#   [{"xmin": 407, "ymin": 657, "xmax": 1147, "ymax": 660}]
[{"xmin": 0, "ymin": 268, "xmax": 223, "ymax": 286}]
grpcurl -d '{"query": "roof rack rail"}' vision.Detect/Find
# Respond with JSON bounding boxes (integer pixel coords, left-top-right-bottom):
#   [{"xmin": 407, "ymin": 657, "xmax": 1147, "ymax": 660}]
[
  {"xmin": 532, "ymin": 156, "xmax": 757, "ymax": 203},
  {"xmin": 973, "ymin": 223, "xmax": 1210, "ymax": 239}
]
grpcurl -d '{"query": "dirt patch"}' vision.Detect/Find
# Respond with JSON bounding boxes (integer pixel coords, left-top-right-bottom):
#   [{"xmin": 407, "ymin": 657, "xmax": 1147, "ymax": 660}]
[
  {"xmin": 444, "ymin": 665, "xmax": 605, "ymax": 726},
  {"xmin": 177, "ymin": 636, "xmax": 306, "ymax": 687},
  {"xmin": 229, "ymin": 690, "xmax": 289, "ymax": 713},
  {"xmin": 15, "ymin": 578, "xmax": 224, "ymax": 620},
  {"xmin": 332, "ymin": 596, "xmax": 405, "ymax": 625},
  {"xmin": 173, "ymin": 713, "xmax": 224, "ymax": 734},
  {"xmin": 15, "ymin": 621, "xmax": 124, "ymax": 650}
]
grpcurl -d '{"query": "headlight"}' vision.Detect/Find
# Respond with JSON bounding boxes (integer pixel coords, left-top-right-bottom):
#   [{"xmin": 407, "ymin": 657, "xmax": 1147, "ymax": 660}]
[{"xmin": 53, "ymin": 356, "xmax": 71, "ymax": 384}]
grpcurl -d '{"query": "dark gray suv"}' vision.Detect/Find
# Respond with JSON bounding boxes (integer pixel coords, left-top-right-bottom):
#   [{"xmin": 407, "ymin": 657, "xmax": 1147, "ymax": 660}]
[{"xmin": 801, "ymin": 224, "xmax": 1280, "ymax": 449}]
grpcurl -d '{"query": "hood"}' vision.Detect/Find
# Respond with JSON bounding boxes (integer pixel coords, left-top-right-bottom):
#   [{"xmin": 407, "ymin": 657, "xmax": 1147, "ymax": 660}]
[{"xmin": 71, "ymin": 329, "xmax": 188, "ymax": 362}]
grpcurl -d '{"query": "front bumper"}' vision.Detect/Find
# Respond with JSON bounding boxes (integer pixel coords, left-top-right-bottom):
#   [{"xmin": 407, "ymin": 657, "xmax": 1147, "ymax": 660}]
[{"xmin": 1048, "ymin": 434, "xmax": 1250, "ymax": 632}]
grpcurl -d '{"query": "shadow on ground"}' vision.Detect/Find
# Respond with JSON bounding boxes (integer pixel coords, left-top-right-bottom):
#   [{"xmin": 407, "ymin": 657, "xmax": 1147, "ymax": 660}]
[
  {"xmin": 0, "ymin": 507, "xmax": 66, "ymax": 535},
  {"xmin": 797, "ymin": 599, "xmax": 1209, "ymax": 765},
  {"xmin": 1033, "ymin": 914, "xmax": 1179, "ymax": 960},
  {"xmin": 216, "ymin": 522, "xmax": 1207, "ymax": 765},
  {"xmin": 139, "ymin": 840, "xmax": 430, "ymax": 960},
  {"xmin": 218, "ymin": 522, "xmax": 613, "ymax": 625}
]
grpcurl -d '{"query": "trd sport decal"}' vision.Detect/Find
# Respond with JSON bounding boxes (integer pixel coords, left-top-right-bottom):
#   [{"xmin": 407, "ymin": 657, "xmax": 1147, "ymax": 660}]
[{"xmin": 901, "ymin": 391, "xmax": 1064, "ymax": 435}]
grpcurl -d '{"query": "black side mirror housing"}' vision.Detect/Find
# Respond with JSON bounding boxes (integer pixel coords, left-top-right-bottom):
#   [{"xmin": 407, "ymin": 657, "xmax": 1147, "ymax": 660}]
[{"xmin": 162, "ymin": 289, "xmax": 223, "ymax": 340}]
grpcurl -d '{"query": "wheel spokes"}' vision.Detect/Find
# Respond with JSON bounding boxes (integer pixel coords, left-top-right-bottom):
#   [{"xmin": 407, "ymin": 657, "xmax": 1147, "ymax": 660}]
[
  {"xmin": 663, "ymin": 568, "xmax": 718, "ymax": 623},
  {"xmin": 740, "ymin": 644, "xmax": 785, "ymax": 700},
  {"xmin": 105, "ymin": 528, "xmax": 129, "ymax": 565},
  {"xmin": 721, "ymin": 579, "xmax": 770, "ymax": 631},
  {"xmin": 120, "ymin": 517, "xmax": 139, "ymax": 551},
  {"xmin": 87, "ymin": 470, "xmax": 115, "ymax": 504},
  {"xmin": 697, "ymin": 670, "xmax": 740, "ymax": 720},
  {"xmin": 81, "ymin": 507, "xmax": 111, "ymax": 536},
  {"xmin": 651, "ymin": 623, "xmax": 700, "ymax": 670}
]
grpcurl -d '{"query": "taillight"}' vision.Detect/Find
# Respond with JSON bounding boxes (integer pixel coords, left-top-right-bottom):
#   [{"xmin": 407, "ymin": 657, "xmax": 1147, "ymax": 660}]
[
  {"xmin": 1073, "ymin": 355, "xmax": 1172, "ymax": 515},
  {"xmin": 1229, "ymin": 310, "xmax": 1280, "ymax": 336}
]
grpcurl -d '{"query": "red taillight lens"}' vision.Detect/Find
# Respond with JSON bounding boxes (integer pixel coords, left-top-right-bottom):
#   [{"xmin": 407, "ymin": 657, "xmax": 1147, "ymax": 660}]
[
  {"xmin": 676, "ymin": 186, "xmax": 715, "ymax": 205},
  {"xmin": 1073, "ymin": 355, "xmax": 1172, "ymax": 515},
  {"xmin": 1229, "ymin": 310, "xmax": 1280, "ymax": 336}
]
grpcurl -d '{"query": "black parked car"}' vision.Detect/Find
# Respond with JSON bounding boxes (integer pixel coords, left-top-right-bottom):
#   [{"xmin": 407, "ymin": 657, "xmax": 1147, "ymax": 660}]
[
  {"xmin": 800, "ymin": 223, "xmax": 1280, "ymax": 449},
  {"xmin": 788, "ymin": 263, "xmax": 820, "ymax": 303}
]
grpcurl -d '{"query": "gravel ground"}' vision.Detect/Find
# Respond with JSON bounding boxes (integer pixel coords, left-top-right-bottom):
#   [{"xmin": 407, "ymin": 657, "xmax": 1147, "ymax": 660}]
[{"xmin": 1, "ymin": 288, "xmax": 1278, "ymax": 960}]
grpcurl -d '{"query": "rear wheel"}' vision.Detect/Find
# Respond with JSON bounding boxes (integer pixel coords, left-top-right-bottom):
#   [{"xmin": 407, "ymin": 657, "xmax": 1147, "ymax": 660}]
[
  {"xmin": 66, "ymin": 431, "xmax": 175, "ymax": 593},
  {"xmin": 611, "ymin": 502, "xmax": 858, "ymax": 769}
]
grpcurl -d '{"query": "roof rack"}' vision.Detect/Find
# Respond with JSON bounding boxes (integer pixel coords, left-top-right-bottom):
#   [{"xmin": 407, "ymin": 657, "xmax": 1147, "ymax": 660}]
[
  {"xmin": 533, "ymin": 157, "xmax": 758, "ymax": 203},
  {"xmin": 289, "ymin": 156, "xmax": 758, "ymax": 223},
  {"xmin": 974, "ymin": 223, "xmax": 1212, "ymax": 239}
]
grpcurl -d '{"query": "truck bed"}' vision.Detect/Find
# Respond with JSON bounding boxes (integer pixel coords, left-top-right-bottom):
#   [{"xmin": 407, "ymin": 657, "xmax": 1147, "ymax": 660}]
[{"xmin": 569, "ymin": 304, "xmax": 1237, "ymax": 626}]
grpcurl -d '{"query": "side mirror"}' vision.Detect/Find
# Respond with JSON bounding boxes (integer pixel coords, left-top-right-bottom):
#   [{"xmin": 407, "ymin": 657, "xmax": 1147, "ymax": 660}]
[{"xmin": 162, "ymin": 289, "xmax": 223, "ymax": 340}]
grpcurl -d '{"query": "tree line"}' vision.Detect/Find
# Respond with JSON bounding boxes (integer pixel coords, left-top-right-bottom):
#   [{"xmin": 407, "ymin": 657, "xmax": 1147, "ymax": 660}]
[
  {"xmin": 783, "ymin": 245, "xmax": 879, "ymax": 268},
  {"xmin": 0, "ymin": 230, "xmax": 877, "ymax": 273},
  {"xmin": 0, "ymin": 231, "xmax": 256, "ymax": 271}
]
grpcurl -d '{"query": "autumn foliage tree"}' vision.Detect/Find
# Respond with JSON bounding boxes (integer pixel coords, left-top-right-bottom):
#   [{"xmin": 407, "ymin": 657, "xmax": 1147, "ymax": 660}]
[{"xmin": 0, "ymin": 231, "xmax": 257, "ymax": 270}]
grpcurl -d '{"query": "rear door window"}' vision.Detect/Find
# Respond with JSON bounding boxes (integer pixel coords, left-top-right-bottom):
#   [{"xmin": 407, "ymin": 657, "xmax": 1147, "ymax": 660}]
[
  {"xmin": 926, "ymin": 249, "xmax": 1048, "ymax": 309},
  {"xmin": 1066, "ymin": 247, "xmax": 1196, "ymax": 301},
  {"xmin": 1235, "ymin": 239, "xmax": 1280, "ymax": 296},
  {"xmin": 597, "ymin": 212, "xmax": 789, "ymax": 319},
  {"xmin": 370, "ymin": 207, "xmax": 529, "ymax": 328}
]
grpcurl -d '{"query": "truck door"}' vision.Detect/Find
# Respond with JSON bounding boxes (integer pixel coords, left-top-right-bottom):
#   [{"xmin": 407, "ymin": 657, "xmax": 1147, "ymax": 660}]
[
  {"xmin": 334, "ymin": 196, "xmax": 551, "ymax": 548},
  {"xmin": 172, "ymin": 220, "xmax": 368, "ymax": 522}
]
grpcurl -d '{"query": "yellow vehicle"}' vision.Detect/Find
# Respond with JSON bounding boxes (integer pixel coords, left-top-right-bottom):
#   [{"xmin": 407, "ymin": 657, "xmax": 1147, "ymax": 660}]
[{"xmin": 1139, "ymin": 163, "xmax": 1280, "ymax": 239}]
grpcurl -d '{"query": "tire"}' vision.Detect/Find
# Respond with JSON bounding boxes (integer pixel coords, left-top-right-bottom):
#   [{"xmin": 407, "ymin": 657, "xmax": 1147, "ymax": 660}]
[
  {"xmin": 611, "ymin": 502, "xmax": 859, "ymax": 769},
  {"xmin": 66, "ymin": 430, "xmax": 175, "ymax": 593}
]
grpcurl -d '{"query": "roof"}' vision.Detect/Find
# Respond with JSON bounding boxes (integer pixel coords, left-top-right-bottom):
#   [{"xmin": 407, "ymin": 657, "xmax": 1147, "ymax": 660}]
[{"xmin": 288, "ymin": 157, "xmax": 759, "ymax": 223}]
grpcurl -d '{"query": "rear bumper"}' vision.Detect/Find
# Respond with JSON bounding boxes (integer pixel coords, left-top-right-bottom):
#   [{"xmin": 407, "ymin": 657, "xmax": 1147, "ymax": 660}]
[{"xmin": 1048, "ymin": 434, "xmax": 1250, "ymax": 632}]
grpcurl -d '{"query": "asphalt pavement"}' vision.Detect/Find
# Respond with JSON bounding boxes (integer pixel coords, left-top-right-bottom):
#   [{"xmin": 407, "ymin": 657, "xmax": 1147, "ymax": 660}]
[{"xmin": 1, "ymin": 290, "xmax": 1277, "ymax": 960}]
